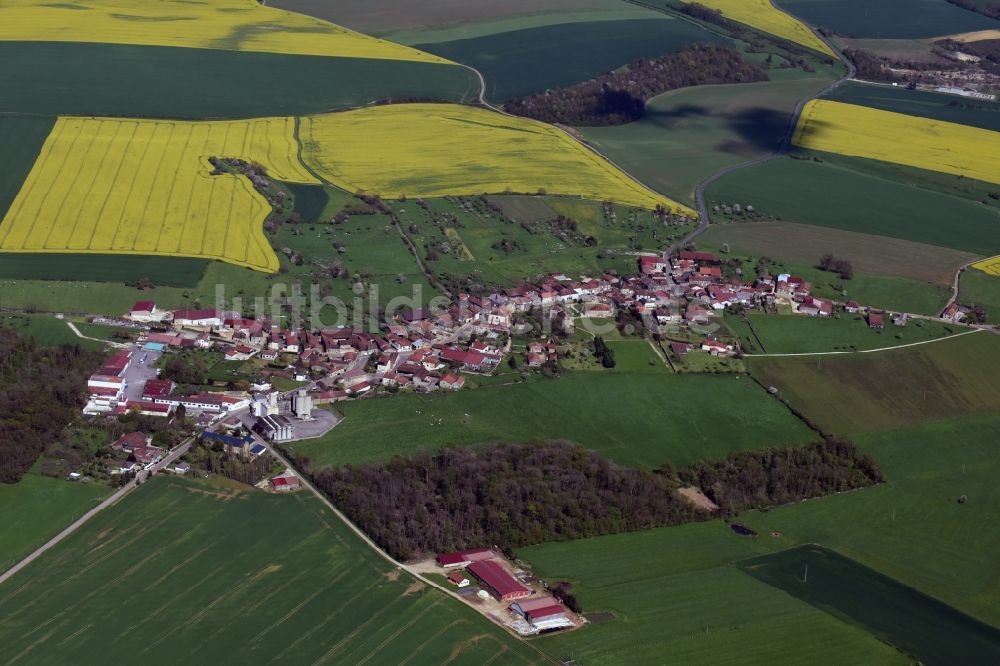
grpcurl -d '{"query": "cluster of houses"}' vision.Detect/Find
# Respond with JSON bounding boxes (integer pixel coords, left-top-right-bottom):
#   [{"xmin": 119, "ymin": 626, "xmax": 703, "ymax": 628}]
[
  {"xmin": 111, "ymin": 431, "xmax": 166, "ymax": 474},
  {"xmin": 88, "ymin": 247, "xmax": 944, "ymax": 426},
  {"xmin": 436, "ymin": 548, "xmax": 576, "ymax": 635}
]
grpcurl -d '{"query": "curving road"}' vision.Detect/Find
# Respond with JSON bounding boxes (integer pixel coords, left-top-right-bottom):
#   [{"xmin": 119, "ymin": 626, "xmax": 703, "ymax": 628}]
[{"xmin": 685, "ymin": 22, "xmax": 857, "ymax": 249}]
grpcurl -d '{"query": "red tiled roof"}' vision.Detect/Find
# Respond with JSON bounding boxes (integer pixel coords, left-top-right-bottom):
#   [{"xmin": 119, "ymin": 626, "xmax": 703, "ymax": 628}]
[{"xmin": 131, "ymin": 301, "xmax": 155, "ymax": 313}]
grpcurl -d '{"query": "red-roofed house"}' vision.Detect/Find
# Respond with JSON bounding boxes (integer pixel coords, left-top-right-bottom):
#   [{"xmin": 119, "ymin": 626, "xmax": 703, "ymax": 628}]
[{"xmin": 440, "ymin": 374, "xmax": 465, "ymax": 390}]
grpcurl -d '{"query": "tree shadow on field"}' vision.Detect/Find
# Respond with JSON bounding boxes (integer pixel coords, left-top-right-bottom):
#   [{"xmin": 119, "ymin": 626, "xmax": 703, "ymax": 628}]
[
  {"xmin": 721, "ymin": 106, "xmax": 797, "ymax": 155},
  {"xmin": 642, "ymin": 104, "xmax": 711, "ymax": 129}
]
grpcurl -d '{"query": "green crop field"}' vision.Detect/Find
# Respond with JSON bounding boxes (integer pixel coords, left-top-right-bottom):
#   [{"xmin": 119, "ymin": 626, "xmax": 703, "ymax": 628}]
[
  {"xmin": 580, "ymin": 78, "xmax": 833, "ymax": 204},
  {"xmin": 522, "ymin": 411, "xmax": 1000, "ymax": 663},
  {"xmin": 0, "ymin": 253, "xmax": 208, "ymax": 287},
  {"xmin": 777, "ymin": 0, "xmax": 1000, "ymax": 38},
  {"xmin": 271, "ymin": 0, "xmax": 632, "ymax": 37},
  {"xmin": 0, "ymin": 473, "xmax": 110, "ymax": 574},
  {"xmin": 737, "ymin": 412, "xmax": 1000, "ymax": 626},
  {"xmin": 707, "ymin": 154, "xmax": 1000, "ymax": 255},
  {"xmin": 698, "ymin": 221, "xmax": 979, "ymax": 285},
  {"xmin": 746, "ymin": 331, "xmax": 1000, "ymax": 434},
  {"xmin": 0, "ymin": 476, "xmax": 544, "ymax": 665},
  {"xmin": 289, "ymin": 369, "xmax": 814, "ymax": 470},
  {"xmin": 735, "ymin": 313, "xmax": 961, "ymax": 354},
  {"xmin": 960, "ymin": 268, "xmax": 1000, "ymax": 324},
  {"xmin": 740, "ymin": 545, "xmax": 1000, "ymax": 665},
  {"xmin": 0, "ymin": 115, "xmax": 54, "ymax": 221},
  {"xmin": 0, "ymin": 42, "xmax": 478, "ymax": 119},
  {"xmin": 823, "ymin": 81, "xmax": 1000, "ymax": 132},
  {"xmin": 521, "ymin": 522, "xmax": 907, "ymax": 665},
  {"xmin": 416, "ymin": 17, "xmax": 730, "ymax": 101}
]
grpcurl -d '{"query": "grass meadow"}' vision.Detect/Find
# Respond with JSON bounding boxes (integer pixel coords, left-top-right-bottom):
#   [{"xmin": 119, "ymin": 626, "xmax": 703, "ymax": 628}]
[
  {"xmin": 739, "ymin": 545, "xmax": 1000, "ymax": 664},
  {"xmin": 0, "ymin": 42, "xmax": 479, "ymax": 119},
  {"xmin": 733, "ymin": 313, "xmax": 961, "ymax": 354},
  {"xmin": 579, "ymin": 77, "xmax": 834, "ymax": 204},
  {"xmin": 0, "ymin": 473, "xmax": 110, "ymax": 573},
  {"xmin": 0, "ymin": 475, "xmax": 544, "ymax": 665},
  {"xmin": 960, "ymin": 269, "xmax": 1000, "ymax": 324},
  {"xmin": 521, "ymin": 522, "xmax": 907, "ymax": 665},
  {"xmin": 746, "ymin": 331, "xmax": 1000, "ymax": 434},
  {"xmin": 737, "ymin": 412, "xmax": 1000, "ymax": 627},
  {"xmin": 698, "ymin": 221, "xmax": 978, "ymax": 286},
  {"xmin": 522, "ymin": 411, "xmax": 1000, "ymax": 664},
  {"xmin": 0, "ymin": 314, "xmax": 106, "ymax": 351},
  {"xmin": 707, "ymin": 154, "xmax": 1000, "ymax": 254},
  {"xmin": 289, "ymin": 370, "xmax": 814, "ymax": 470}
]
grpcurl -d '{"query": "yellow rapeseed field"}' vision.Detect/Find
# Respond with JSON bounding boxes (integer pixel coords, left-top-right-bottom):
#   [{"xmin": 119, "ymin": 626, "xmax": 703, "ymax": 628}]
[
  {"xmin": 0, "ymin": 0, "xmax": 450, "ymax": 63},
  {"xmin": 792, "ymin": 100, "xmax": 1000, "ymax": 186},
  {"xmin": 0, "ymin": 116, "xmax": 317, "ymax": 272},
  {"xmin": 972, "ymin": 256, "xmax": 1000, "ymax": 276},
  {"xmin": 687, "ymin": 0, "xmax": 835, "ymax": 57},
  {"xmin": 299, "ymin": 104, "xmax": 694, "ymax": 215}
]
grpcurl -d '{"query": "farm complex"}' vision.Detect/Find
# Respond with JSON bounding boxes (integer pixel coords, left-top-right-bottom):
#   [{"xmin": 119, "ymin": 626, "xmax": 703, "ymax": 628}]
[{"xmin": 0, "ymin": 0, "xmax": 999, "ymax": 664}]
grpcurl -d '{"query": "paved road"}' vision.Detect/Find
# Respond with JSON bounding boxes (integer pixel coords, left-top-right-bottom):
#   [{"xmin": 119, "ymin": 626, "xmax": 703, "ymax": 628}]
[
  {"xmin": 0, "ymin": 438, "xmax": 193, "ymax": 586},
  {"xmin": 65, "ymin": 320, "xmax": 130, "ymax": 349}
]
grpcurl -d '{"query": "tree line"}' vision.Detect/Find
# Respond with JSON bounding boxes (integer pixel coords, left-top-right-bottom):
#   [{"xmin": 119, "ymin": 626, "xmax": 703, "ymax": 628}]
[
  {"xmin": 0, "ymin": 328, "xmax": 103, "ymax": 483},
  {"xmin": 310, "ymin": 438, "xmax": 883, "ymax": 560},
  {"xmin": 505, "ymin": 44, "xmax": 769, "ymax": 126},
  {"xmin": 679, "ymin": 437, "xmax": 884, "ymax": 514}
]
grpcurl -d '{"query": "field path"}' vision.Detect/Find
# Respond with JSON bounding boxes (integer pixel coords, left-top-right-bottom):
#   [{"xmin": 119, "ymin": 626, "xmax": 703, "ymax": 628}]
[
  {"xmin": 65, "ymin": 321, "xmax": 130, "ymax": 349},
  {"xmin": 0, "ymin": 439, "xmax": 193, "ymax": 586},
  {"xmin": 744, "ymin": 328, "xmax": 984, "ymax": 358}
]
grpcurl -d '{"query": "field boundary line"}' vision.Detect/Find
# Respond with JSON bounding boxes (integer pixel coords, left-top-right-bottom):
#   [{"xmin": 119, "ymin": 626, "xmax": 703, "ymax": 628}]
[{"xmin": 744, "ymin": 328, "xmax": 983, "ymax": 358}]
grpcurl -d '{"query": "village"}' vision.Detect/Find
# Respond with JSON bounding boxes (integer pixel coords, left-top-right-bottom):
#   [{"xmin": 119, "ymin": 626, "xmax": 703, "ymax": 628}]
[{"xmin": 73, "ymin": 247, "xmax": 976, "ymax": 492}]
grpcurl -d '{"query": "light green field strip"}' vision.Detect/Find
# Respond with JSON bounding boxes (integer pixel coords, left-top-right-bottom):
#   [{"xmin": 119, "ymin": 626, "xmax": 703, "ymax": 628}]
[{"xmin": 386, "ymin": 6, "xmax": 671, "ymax": 44}]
